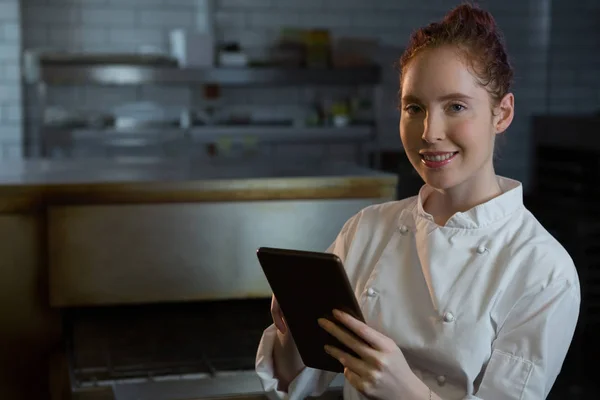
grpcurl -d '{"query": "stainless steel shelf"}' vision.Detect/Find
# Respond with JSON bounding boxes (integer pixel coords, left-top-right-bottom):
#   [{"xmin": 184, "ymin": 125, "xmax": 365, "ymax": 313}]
[
  {"xmin": 25, "ymin": 58, "xmax": 382, "ymax": 162},
  {"xmin": 30, "ymin": 64, "xmax": 382, "ymax": 86},
  {"xmin": 188, "ymin": 125, "xmax": 373, "ymax": 143},
  {"xmin": 68, "ymin": 126, "xmax": 374, "ymax": 145}
]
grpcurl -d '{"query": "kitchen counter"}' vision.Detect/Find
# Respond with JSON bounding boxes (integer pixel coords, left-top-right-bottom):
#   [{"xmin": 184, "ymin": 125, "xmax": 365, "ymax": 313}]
[
  {"xmin": 107, "ymin": 370, "xmax": 345, "ymax": 400},
  {"xmin": 0, "ymin": 158, "xmax": 394, "ymax": 399},
  {"xmin": 0, "ymin": 158, "xmax": 396, "ymax": 212}
]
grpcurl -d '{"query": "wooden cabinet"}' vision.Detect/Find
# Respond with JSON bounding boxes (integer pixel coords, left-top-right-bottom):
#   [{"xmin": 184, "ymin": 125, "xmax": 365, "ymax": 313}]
[{"xmin": 0, "ymin": 213, "xmax": 61, "ymax": 399}]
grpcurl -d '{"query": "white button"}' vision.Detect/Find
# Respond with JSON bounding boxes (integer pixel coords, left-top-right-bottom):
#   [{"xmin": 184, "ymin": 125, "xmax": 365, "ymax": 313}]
[
  {"xmin": 399, "ymin": 225, "xmax": 409, "ymax": 234},
  {"xmin": 366, "ymin": 288, "xmax": 377, "ymax": 297},
  {"xmin": 476, "ymin": 245, "xmax": 487, "ymax": 254},
  {"xmin": 443, "ymin": 312, "xmax": 455, "ymax": 323},
  {"xmin": 437, "ymin": 375, "xmax": 446, "ymax": 386}
]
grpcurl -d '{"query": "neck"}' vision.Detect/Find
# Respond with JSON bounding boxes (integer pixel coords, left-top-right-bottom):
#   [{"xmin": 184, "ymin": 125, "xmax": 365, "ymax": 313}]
[{"xmin": 424, "ymin": 164, "xmax": 502, "ymax": 226}]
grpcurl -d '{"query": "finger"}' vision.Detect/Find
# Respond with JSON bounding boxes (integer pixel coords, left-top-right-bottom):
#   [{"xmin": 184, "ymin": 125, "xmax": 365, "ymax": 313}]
[
  {"xmin": 344, "ymin": 366, "xmax": 374, "ymax": 397},
  {"xmin": 318, "ymin": 318, "xmax": 378, "ymax": 361},
  {"xmin": 332, "ymin": 309, "xmax": 392, "ymax": 351},
  {"xmin": 274, "ymin": 313, "xmax": 287, "ymax": 334},
  {"xmin": 324, "ymin": 345, "xmax": 373, "ymax": 379},
  {"xmin": 271, "ymin": 297, "xmax": 287, "ymax": 334}
]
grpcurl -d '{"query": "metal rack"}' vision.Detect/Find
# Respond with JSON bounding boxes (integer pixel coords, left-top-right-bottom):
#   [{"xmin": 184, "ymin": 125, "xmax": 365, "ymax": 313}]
[
  {"xmin": 28, "ymin": 64, "xmax": 381, "ymax": 87},
  {"xmin": 62, "ymin": 298, "xmax": 346, "ymax": 399},
  {"xmin": 64, "ymin": 299, "xmax": 272, "ymax": 386},
  {"xmin": 527, "ymin": 115, "xmax": 600, "ymax": 389},
  {"xmin": 24, "ymin": 57, "xmax": 383, "ymax": 164}
]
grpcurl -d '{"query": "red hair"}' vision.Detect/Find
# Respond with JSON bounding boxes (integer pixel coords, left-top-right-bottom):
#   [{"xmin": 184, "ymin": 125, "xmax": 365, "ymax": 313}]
[{"xmin": 398, "ymin": 2, "xmax": 514, "ymax": 105}]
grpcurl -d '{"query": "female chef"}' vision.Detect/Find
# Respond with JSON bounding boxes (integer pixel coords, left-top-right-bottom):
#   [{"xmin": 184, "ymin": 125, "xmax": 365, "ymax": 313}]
[{"xmin": 255, "ymin": 3, "xmax": 580, "ymax": 399}]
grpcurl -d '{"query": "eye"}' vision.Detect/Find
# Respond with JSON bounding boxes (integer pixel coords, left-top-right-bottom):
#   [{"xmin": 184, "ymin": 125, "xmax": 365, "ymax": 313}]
[
  {"xmin": 448, "ymin": 103, "xmax": 466, "ymax": 113},
  {"xmin": 403, "ymin": 105, "xmax": 422, "ymax": 115}
]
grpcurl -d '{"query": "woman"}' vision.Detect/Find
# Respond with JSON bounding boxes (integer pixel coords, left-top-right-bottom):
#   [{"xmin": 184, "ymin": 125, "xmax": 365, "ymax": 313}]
[{"xmin": 255, "ymin": 3, "xmax": 580, "ymax": 399}]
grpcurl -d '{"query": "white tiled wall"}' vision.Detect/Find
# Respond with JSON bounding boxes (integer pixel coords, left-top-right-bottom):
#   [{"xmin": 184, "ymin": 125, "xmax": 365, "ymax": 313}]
[
  {"xmin": 0, "ymin": 0, "xmax": 22, "ymax": 160},
  {"xmin": 18, "ymin": 0, "xmax": 600, "ymax": 187}
]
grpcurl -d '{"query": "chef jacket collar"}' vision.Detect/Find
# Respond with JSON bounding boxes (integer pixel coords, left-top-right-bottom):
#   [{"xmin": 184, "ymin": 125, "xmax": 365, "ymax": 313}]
[{"xmin": 399, "ymin": 176, "xmax": 524, "ymax": 230}]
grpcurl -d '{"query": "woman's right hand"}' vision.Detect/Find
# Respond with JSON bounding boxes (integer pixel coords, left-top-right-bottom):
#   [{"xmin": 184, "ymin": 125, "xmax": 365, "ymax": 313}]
[{"xmin": 271, "ymin": 295, "xmax": 288, "ymax": 334}]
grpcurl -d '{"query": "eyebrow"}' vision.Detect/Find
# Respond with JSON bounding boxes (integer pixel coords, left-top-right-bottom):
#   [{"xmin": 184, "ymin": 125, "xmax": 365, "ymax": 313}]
[{"xmin": 401, "ymin": 93, "xmax": 474, "ymax": 103}]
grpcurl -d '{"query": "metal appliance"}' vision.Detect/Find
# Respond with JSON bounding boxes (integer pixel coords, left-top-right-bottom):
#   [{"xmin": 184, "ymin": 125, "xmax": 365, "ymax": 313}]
[{"xmin": 49, "ymin": 197, "xmax": 381, "ymax": 399}]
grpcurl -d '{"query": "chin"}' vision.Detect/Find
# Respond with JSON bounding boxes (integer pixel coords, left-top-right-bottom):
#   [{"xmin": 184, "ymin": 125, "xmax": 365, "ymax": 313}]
[
  {"xmin": 422, "ymin": 176, "xmax": 457, "ymax": 191},
  {"xmin": 419, "ymin": 169, "xmax": 465, "ymax": 191}
]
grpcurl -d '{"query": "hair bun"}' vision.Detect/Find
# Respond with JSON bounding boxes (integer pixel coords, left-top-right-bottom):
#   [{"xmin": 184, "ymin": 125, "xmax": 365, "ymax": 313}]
[{"xmin": 443, "ymin": 3, "xmax": 498, "ymax": 35}]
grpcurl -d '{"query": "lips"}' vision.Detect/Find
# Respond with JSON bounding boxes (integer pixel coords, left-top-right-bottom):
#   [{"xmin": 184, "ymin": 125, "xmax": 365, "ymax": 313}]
[{"xmin": 420, "ymin": 151, "xmax": 458, "ymax": 169}]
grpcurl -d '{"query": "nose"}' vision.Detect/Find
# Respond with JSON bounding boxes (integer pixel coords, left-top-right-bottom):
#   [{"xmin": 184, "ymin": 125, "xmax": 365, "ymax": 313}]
[{"xmin": 422, "ymin": 113, "xmax": 445, "ymax": 143}]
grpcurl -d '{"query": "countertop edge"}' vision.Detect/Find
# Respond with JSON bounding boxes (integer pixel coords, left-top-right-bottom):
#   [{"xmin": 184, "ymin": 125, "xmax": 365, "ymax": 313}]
[{"xmin": 0, "ymin": 174, "xmax": 398, "ymax": 213}]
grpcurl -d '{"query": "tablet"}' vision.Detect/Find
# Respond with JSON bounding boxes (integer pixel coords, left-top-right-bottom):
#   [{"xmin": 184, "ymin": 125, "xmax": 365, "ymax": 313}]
[{"xmin": 256, "ymin": 246, "xmax": 367, "ymax": 373}]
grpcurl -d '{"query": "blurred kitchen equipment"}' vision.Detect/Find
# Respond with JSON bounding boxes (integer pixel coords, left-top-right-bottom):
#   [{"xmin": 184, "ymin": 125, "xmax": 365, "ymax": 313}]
[
  {"xmin": 331, "ymin": 100, "xmax": 350, "ymax": 127},
  {"xmin": 271, "ymin": 28, "xmax": 306, "ymax": 67},
  {"xmin": 218, "ymin": 43, "xmax": 248, "ymax": 67},
  {"xmin": 44, "ymin": 107, "xmax": 114, "ymax": 130},
  {"xmin": 169, "ymin": 0, "xmax": 215, "ymax": 68},
  {"xmin": 195, "ymin": 0, "xmax": 215, "ymax": 35},
  {"xmin": 24, "ymin": 46, "xmax": 382, "ymax": 161},
  {"xmin": 112, "ymin": 102, "xmax": 181, "ymax": 130},
  {"xmin": 23, "ymin": 50, "xmax": 178, "ymax": 83},
  {"xmin": 332, "ymin": 37, "xmax": 379, "ymax": 68},
  {"xmin": 304, "ymin": 29, "xmax": 331, "ymax": 69},
  {"xmin": 26, "ymin": 50, "xmax": 177, "ymax": 67},
  {"xmin": 169, "ymin": 29, "xmax": 215, "ymax": 68}
]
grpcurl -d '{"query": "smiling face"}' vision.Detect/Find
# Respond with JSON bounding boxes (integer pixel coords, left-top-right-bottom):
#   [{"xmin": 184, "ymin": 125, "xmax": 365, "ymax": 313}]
[{"xmin": 399, "ymin": 45, "xmax": 514, "ymax": 193}]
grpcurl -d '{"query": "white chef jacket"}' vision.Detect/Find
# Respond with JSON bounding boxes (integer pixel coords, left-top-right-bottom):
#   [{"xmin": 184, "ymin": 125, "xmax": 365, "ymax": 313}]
[{"xmin": 255, "ymin": 176, "xmax": 581, "ymax": 400}]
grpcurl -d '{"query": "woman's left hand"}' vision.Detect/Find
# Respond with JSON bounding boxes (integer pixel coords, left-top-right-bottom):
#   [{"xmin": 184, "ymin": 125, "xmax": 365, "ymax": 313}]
[{"xmin": 318, "ymin": 309, "xmax": 422, "ymax": 400}]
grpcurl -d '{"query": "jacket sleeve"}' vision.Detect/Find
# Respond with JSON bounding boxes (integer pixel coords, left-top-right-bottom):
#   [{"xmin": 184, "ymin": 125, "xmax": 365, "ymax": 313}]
[
  {"xmin": 466, "ymin": 279, "xmax": 581, "ymax": 400},
  {"xmin": 254, "ymin": 211, "xmax": 363, "ymax": 399},
  {"xmin": 255, "ymin": 324, "xmax": 339, "ymax": 400}
]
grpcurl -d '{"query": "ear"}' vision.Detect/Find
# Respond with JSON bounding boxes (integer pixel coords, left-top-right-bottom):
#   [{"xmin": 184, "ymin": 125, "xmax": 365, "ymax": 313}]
[{"xmin": 494, "ymin": 93, "xmax": 514, "ymax": 135}]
